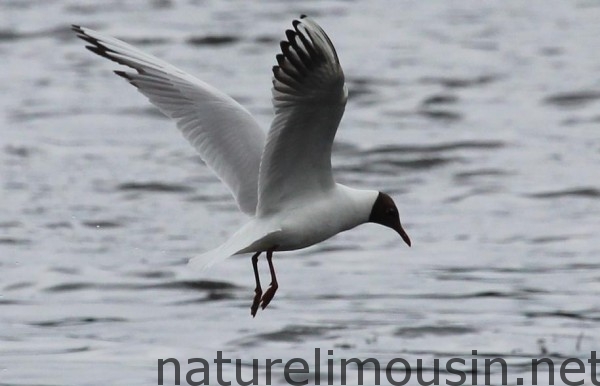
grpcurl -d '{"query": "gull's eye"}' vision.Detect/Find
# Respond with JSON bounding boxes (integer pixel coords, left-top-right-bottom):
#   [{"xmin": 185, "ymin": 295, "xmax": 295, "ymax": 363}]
[{"xmin": 386, "ymin": 207, "xmax": 397, "ymax": 216}]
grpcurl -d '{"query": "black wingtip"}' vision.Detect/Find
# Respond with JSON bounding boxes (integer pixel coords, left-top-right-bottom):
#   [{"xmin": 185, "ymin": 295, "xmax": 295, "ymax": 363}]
[
  {"xmin": 85, "ymin": 45, "xmax": 106, "ymax": 57},
  {"xmin": 300, "ymin": 14, "xmax": 307, "ymax": 19},
  {"xmin": 280, "ymin": 40, "xmax": 290, "ymax": 52},
  {"xmin": 71, "ymin": 25, "xmax": 85, "ymax": 38},
  {"xmin": 285, "ymin": 29, "xmax": 296, "ymax": 42},
  {"xmin": 113, "ymin": 70, "xmax": 130, "ymax": 79},
  {"xmin": 275, "ymin": 54, "xmax": 285, "ymax": 66}
]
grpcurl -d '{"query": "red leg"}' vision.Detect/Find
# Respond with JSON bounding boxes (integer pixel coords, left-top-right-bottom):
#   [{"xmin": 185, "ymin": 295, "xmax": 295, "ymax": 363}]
[
  {"xmin": 260, "ymin": 249, "xmax": 278, "ymax": 310},
  {"xmin": 250, "ymin": 251, "xmax": 262, "ymax": 317}
]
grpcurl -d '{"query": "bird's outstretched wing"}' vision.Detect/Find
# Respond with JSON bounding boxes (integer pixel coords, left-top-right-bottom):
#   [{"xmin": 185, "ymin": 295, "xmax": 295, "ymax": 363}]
[
  {"xmin": 256, "ymin": 16, "xmax": 347, "ymax": 216},
  {"xmin": 72, "ymin": 25, "xmax": 266, "ymax": 215}
]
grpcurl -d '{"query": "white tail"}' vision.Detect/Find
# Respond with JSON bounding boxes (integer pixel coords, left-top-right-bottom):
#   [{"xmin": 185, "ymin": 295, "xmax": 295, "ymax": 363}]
[
  {"xmin": 188, "ymin": 221, "xmax": 280, "ymax": 270},
  {"xmin": 188, "ymin": 243, "xmax": 241, "ymax": 270}
]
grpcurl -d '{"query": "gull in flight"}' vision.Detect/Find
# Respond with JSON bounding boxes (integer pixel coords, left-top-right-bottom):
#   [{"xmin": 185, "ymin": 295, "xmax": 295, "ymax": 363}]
[{"xmin": 72, "ymin": 16, "xmax": 411, "ymax": 317}]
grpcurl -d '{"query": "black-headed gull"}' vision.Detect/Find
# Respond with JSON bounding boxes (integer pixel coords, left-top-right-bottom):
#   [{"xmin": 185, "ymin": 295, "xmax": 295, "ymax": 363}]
[{"xmin": 72, "ymin": 16, "xmax": 411, "ymax": 316}]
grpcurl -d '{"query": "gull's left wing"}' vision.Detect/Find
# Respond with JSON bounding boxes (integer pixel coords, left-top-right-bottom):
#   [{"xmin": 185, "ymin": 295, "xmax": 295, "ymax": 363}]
[{"xmin": 256, "ymin": 16, "xmax": 347, "ymax": 216}]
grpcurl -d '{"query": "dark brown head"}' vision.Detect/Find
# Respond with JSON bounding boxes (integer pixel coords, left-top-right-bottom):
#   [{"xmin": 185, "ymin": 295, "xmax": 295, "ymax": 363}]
[{"xmin": 369, "ymin": 192, "xmax": 411, "ymax": 246}]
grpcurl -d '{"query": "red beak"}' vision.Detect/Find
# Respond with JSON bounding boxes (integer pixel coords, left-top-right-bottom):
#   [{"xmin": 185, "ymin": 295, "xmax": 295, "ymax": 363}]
[{"xmin": 396, "ymin": 224, "xmax": 411, "ymax": 247}]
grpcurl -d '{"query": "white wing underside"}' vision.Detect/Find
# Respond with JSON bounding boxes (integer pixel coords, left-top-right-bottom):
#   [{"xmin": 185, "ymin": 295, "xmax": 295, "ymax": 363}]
[
  {"xmin": 256, "ymin": 16, "xmax": 347, "ymax": 216},
  {"xmin": 72, "ymin": 25, "xmax": 266, "ymax": 215}
]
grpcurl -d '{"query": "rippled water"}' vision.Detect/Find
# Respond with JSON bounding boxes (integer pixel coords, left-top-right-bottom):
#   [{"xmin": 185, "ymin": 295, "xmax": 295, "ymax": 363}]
[{"xmin": 2, "ymin": 1, "xmax": 600, "ymax": 385}]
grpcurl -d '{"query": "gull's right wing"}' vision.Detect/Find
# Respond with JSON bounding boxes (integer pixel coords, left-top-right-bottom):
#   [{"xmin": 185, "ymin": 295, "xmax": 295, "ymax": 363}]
[{"xmin": 72, "ymin": 25, "xmax": 266, "ymax": 215}]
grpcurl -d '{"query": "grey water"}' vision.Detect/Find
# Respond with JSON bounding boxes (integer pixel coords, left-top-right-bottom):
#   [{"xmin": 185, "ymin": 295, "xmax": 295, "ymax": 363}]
[{"xmin": 2, "ymin": 1, "xmax": 600, "ymax": 385}]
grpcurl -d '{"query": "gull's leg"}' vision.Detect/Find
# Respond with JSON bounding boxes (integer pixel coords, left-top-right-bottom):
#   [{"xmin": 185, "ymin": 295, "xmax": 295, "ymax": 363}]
[
  {"xmin": 260, "ymin": 248, "xmax": 278, "ymax": 310},
  {"xmin": 250, "ymin": 251, "xmax": 262, "ymax": 317}
]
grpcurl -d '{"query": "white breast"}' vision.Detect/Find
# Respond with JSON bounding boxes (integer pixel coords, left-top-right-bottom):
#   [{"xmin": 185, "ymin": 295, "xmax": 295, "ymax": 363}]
[{"xmin": 260, "ymin": 185, "xmax": 378, "ymax": 251}]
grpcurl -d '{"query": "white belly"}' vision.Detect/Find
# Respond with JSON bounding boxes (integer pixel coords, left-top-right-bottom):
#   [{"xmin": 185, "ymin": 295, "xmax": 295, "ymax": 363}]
[{"xmin": 253, "ymin": 185, "xmax": 377, "ymax": 252}]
